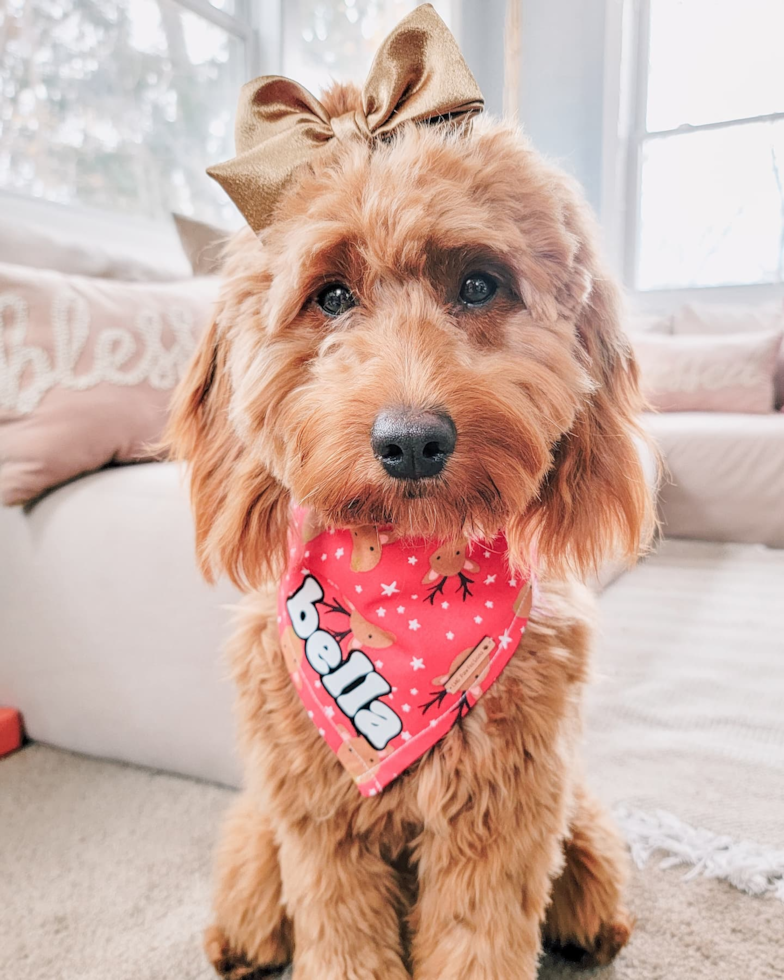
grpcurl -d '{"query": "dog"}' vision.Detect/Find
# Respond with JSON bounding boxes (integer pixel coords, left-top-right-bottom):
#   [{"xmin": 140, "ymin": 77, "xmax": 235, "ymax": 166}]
[{"xmin": 167, "ymin": 7, "xmax": 654, "ymax": 978}]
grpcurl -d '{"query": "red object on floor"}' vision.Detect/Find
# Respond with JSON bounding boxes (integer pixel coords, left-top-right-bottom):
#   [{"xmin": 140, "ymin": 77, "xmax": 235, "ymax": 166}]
[{"xmin": 0, "ymin": 707, "xmax": 22, "ymax": 757}]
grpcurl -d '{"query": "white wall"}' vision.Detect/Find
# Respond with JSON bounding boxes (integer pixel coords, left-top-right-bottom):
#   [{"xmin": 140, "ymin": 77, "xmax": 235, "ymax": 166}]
[
  {"xmin": 517, "ymin": 0, "xmax": 608, "ymax": 213},
  {"xmin": 458, "ymin": 0, "xmax": 507, "ymax": 118},
  {"xmin": 458, "ymin": 0, "xmax": 609, "ymax": 212}
]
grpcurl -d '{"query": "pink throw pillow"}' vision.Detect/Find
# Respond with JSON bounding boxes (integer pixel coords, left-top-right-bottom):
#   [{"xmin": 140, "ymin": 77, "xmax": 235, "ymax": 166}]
[
  {"xmin": 632, "ymin": 331, "xmax": 782, "ymax": 414},
  {"xmin": 672, "ymin": 301, "xmax": 784, "ymax": 408},
  {"xmin": 0, "ymin": 262, "xmax": 217, "ymax": 505}
]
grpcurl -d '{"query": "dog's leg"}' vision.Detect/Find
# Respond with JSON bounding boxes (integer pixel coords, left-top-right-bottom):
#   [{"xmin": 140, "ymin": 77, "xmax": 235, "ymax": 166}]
[
  {"xmin": 205, "ymin": 793, "xmax": 292, "ymax": 978},
  {"xmin": 411, "ymin": 802, "xmax": 562, "ymax": 979},
  {"xmin": 543, "ymin": 784, "xmax": 633, "ymax": 967},
  {"xmin": 276, "ymin": 821, "xmax": 411, "ymax": 980}
]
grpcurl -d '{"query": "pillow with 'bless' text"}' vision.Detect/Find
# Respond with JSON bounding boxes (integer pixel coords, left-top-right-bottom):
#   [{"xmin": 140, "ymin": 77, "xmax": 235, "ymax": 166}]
[{"xmin": 0, "ymin": 262, "xmax": 217, "ymax": 505}]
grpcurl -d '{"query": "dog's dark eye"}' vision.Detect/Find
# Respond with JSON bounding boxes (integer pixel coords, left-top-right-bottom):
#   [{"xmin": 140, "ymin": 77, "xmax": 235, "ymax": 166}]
[
  {"xmin": 459, "ymin": 273, "xmax": 497, "ymax": 307},
  {"xmin": 316, "ymin": 282, "xmax": 355, "ymax": 317}
]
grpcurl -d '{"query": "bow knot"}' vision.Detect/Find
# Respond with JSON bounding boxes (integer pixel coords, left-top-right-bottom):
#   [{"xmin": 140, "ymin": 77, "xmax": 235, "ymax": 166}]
[
  {"xmin": 330, "ymin": 110, "xmax": 371, "ymax": 144},
  {"xmin": 208, "ymin": 4, "xmax": 484, "ymax": 233}
]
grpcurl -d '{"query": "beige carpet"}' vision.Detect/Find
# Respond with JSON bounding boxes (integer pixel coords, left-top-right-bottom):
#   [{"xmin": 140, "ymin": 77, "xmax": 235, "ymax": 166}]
[
  {"xmin": 2, "ymin": 539, "xmax": 783, "ymax": 980},
  {"xmin": 587, "ymin": 539, "xmax": 784, "ymax": 851}
]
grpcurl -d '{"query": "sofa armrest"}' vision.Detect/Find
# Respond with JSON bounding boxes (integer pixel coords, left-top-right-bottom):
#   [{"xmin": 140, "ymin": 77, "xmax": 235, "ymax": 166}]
[{"xmin": 643, "ymin": 411, "xmax": 784, "ymax": 548}]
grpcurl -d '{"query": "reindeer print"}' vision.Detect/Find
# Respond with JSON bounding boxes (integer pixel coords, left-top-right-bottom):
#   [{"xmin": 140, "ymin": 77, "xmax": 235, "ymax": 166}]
[
  {"xmin": 421, "ymin": 538, "xmax": 480, "ymax": 603},
  {"xmin": 514, "ymin": 581, "xmax": 534, "ymax": 619},
  {"xmin": 350, "ymin": 525, "xmax": 399, "ymax": 572},
  {"xmin": 319, "ymin": 595, "xmax": 396, "ymax": 648},
  {"xmin": 420, "ymin": 636, "xmax": 495, "ymax": 720},
  {"xmin": 335, "ymin": 725, "xmax": 392, "ymax": 783},
  {"xmin": 279, "ymin": 510, "xmax": 533, "ymax": 797}
]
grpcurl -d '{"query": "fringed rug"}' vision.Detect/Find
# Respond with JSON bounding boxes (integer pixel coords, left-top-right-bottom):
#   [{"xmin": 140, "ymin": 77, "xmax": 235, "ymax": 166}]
[{"xmin": 587, "ymin": 538, "xmax": 784, "ymax": 903}]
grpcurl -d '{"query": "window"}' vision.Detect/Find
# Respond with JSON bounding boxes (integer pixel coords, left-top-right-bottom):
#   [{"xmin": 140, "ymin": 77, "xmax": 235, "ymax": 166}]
[
  {"xmin": 0, "ymin": 0, "xmax": 455, "ymax": 228},
  {"xmin": 629, "ymin": 0, "xmax": 784, "ymax": 292},
  {"xmin": 281, "ymin": 0, "xmax": 454, "ymax": 97},
  {"xmin": 0, "ymin": 0, "xmax": 254, "ymax": 225}
]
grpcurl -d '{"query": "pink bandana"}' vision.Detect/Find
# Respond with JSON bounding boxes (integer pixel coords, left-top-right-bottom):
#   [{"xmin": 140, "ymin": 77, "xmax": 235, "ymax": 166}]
[{"xmin": 277, "ymin": 508, "xmax": 533, "ymax": 796}]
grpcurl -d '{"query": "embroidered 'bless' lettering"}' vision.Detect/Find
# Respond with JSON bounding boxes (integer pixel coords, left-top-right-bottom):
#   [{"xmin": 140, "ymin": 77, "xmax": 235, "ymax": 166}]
[
  {"xmin": 0, "ymin": 291, "xmax": 197, "ymax": 416},
  {"xmin": 287, "ymin": 575, "xmax": 402, "ymax": 750}
]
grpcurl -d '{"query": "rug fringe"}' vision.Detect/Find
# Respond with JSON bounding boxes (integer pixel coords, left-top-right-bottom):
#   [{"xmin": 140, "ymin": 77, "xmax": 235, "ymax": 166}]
[{"xmin": 614, "ymin": 807, "xmax": 784, "ymax": 901}]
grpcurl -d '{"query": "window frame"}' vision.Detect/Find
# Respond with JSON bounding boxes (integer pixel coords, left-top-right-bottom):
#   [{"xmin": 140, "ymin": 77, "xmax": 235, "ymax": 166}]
[
  {"xmin": 604, "ymin": 0, "xmax": 784, "ymax": 307},
  {"xmin": 0, "ymin": 0, "xmax": 283, "ymax": 241}
]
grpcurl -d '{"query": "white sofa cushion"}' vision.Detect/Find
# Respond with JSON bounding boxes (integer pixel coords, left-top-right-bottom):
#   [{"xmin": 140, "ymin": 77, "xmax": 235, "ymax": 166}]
[
  {"xmin": 644, "ymin": 411, "xmax": 784, "ymax": 548},
  {"xmin": 671, "ymin": 300, "xmax": 784, "ymax": 407},
  {"xmin": 0, "ymin": 462, "xmax": 242, "ymax": 786},
  {"xmin": 0, "ymin": 195, "xmax": 193, "ymax": 282}
]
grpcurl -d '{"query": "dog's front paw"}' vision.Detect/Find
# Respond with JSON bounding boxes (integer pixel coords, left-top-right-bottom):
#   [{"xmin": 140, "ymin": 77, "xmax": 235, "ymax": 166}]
[
  {"xmin": 546, "ymin": 907, "xmax": 634, "ymax": 968},
  {"xmin": 204, "ymin": 924, "xmax": 290, "ymax": 979},
  {"xmin": 291, "ymin": 947, "xmax": 411, "ymax": 980}
]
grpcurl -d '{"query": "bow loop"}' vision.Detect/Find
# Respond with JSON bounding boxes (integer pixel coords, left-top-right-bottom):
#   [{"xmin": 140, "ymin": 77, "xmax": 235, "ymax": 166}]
[{"xmin": 208, "ymin": 4, "xmax": 484, "ymax": 233}]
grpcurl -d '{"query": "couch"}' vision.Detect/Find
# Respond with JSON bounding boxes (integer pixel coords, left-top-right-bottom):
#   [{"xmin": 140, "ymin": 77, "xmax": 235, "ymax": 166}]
[
  {"xmin": 1, "ymin": 202, "xmax": 782, "ymax": 783},
  {"xmin": 2, "ymin": 403, "xmax": 782, "ymax": 788},
  {"xmin": 0, "ymin": 463, "xmax": 242, "ymax": 786}
]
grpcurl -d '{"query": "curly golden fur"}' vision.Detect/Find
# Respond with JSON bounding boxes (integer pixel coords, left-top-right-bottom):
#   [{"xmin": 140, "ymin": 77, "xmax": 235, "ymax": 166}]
[{"xmin": 167, "ymin": 83, "xmax": 654, "ymax": 980}]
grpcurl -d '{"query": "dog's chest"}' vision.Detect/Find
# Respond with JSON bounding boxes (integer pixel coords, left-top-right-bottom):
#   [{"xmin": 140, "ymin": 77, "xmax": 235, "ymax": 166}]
[{"xmin": 278, "ymin": 509, "xmax": 535, "ymax": 797}]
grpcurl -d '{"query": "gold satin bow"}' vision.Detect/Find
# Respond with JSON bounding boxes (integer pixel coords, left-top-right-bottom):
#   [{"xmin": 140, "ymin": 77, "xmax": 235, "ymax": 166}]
[{"xmin": 207, "ymin": 4, "xmax": 484, "ymax": 233}]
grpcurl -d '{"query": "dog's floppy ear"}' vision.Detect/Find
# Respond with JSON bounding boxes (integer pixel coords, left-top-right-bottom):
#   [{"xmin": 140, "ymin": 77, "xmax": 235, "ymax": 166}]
[
  {"xmin": 510, "ymin": 205, "xmax": 657, "ymax": 578},
  {"xmin": 165, "ymin": 316, "xmax": 290, "ymax": 589}
]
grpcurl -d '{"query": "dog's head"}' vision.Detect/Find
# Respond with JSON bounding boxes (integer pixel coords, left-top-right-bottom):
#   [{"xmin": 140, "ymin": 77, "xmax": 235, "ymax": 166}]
[{"xmin": 168, "ymin": 84, "xmax": 654, "ymax": 589}]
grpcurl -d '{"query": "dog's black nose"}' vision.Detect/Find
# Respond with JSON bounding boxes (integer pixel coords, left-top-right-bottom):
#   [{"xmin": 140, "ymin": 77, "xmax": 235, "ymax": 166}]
[{"xmin": 371, "ymin": 409, "xmax": 456, "ymax": 480}]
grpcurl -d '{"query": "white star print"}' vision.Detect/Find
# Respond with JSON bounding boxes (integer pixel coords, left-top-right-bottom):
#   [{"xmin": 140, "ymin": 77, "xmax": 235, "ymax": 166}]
[
  {"xmin": 498, "ymin": 629, "xmax": 513, "ymax": 650},
  {"xmin": 485, "ymin": 600, "xmax": 494, "ymax": 608},
  {"xmin": 304, "ymin": 550, "xmax": 310, "ymax": 557},
  {"xmin": 324, "ymin": 706, "xmax": 335, "ymax": 718},
  {"xmin": 408, "ymin": 619, "xmax": 421, "ymax": 631},
  {"xmin": 315, "ymin": 680, "xmax": 322, "ymax": 688},
  {"xmin": 402, "ymin": 704, "xmax": 411, "ymax": 713},
  {"xmin": 509, "ymin": 578, "xmax": 517, "ymax": 587},
  {"xmin": 410, "ymin": 657, "xmax": 425, "ymax": 671},
  {"xmin": 446, "ymin": 631, "xmax": 455, "ymax": 640},
  {"xmin": 441, "ymin": 600, "xmax": 450, "ymax": 609},
  {"xmin": 321, "ymin": 553, "xmax": 327, "ymax": 561},
  {"xmin": 430, "ymin": 719, "xmax": 438, "ymax": 727},
  {"xmin": 369, "ymin": 788, "xmax": 377, "ymax": 796},
  {"xmin": 401, "ymin": 731, "xmax": 412, "ymax": 741},
  {"xmin": 410, "ymin": 594, "xmax": 419, "ymax": 600},
  {"xmin": 407, "ymin": 556, "xmax": 418, "ymax": 565},
  {"xmin": 376, "ymin": 606, "xmax": 386, "ymax": 617},
  {"xmin": 474, "ymin": 615, "xmax": 483, "ymax": 624},
  {"xmin": 318, "ymin": 728, "xmax": 325, "ymax": 736},
  {"xmin": 484, "ymin": 574, "xmax": 497, "ymax": 585},
  {"xmin": 380, "ymin": 581, "xmax": 399, "ymax": 596},
  {"xmin": 335, "ymin": 547, "xmax": 344, "ymax": 558},
  {"xmin": 410, "ymin": 688, "xmax": 418, "ymax": 695},
  {"xmin": 300, "ymin": 567, "xmax": 310, "ymax": 576},
  {"xmin": 355, "ymin": 585, "xmax": 363, "ymax": 593},
  {"xmin": 397, "ymin": 605, "xmax": 405, "ymax": 614},
  {"xmin": 307, "ymin": 711, "xmax": 314, "ymax": 718},
  {"xmin": 375, "ymin": 660, "xmax": 384, "ymax": 668},
  {"xmin": 483, "ymin": 550, "xmax": 491, "ymax": 558}
]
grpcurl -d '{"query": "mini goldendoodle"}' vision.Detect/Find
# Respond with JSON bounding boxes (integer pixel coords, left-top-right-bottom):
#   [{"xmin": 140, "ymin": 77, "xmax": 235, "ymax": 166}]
[{"xmin": 167, "ymin": 7, "xmax": 654, "ymax": 979}]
